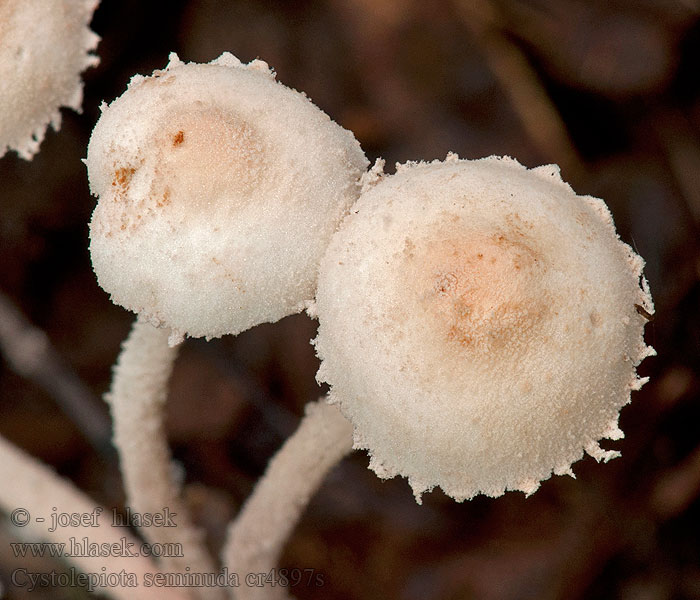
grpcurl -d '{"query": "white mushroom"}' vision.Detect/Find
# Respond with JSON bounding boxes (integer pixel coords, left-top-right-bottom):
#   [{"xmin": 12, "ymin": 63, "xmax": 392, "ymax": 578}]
[
  {"xmin": 0, "ymin": 0, "xmax": 99, "ymax": 159},
  {"xmin": 87, "ymin": 52, "xmax": 368, "ymax": 344},
  {"xmin": 314, "ymin": 154, "xmax": 655, "ymax": 502},
  {"xmin": 221, "ymin": 154, "xmax": 654, "ymax": 598},
  {"xmin": 86, "ymin": 53, "xmax": 367, "ymax": 600}
]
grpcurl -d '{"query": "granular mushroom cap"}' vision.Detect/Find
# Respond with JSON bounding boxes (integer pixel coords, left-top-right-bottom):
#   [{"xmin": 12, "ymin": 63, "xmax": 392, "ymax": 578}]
[
  {"xmin": 313, "ymin": 155, "xmax": 655, "ymax": 502},
  {"xmin": 87, "ymin": 53, "xmax": 368, "ymax": 343},
  {"xmin": 0, "ymin": 0, "xmax": 99, "ymax": 159}
]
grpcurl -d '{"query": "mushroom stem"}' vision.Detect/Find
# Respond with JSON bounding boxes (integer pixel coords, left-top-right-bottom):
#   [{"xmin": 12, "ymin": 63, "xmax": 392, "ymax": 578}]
[
  {"xmin": 0, "ymin": 434, "xmax": 189, "ymax": 600},
  {"xmin": 107, "ymin": 319, "xmax": 224, "ymax": 600},
  {"xmin": 222, "ymin": 399, "xmax": 353, "ymax": 600}
]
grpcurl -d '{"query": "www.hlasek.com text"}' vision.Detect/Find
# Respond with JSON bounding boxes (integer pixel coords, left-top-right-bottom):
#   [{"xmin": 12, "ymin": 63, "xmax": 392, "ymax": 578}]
[{"xmin": 11, "ymin": 536, "xmax": 183, "ymax": 559}]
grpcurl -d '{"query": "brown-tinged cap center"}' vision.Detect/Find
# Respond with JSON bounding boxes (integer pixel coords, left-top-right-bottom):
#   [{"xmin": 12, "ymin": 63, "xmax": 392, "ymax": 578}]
[{"xmin": 404, "ymin": 227, "xmax": 549, "ymax": 353}]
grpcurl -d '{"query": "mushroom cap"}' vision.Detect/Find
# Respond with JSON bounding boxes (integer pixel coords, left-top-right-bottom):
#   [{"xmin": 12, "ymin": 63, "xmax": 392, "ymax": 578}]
[
  {"xmin": 0, "ymin": 0, "xmax": 99, "ymax": 159},
  {"xmin": 87, "ymin": 53, "xmax": 368, "ymax": 343},
  {"xmin": 313, "ymin": 155, "xmax": 654, "ymax": 502}
]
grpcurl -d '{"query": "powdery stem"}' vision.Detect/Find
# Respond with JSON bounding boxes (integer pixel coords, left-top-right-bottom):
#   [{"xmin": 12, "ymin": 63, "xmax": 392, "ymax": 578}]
[
  {"xmin": 0, "ymin": 434, "xmax": 189, "ymax": 600},
  {"xmin": 106, "ymin": 319, "xmax": 224, "ymax": 600},
  {"xmin": 222, "ymin": 399, "xmax": 353, "ymax": 600}
]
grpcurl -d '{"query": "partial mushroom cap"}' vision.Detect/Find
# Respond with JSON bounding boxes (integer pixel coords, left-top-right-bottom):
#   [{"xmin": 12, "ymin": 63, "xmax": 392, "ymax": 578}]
[
  {"xmin": 313, "ymin": 155, "xmax": 654, "ymax": 502},
  {"xmin": 87, "ymin": 53, "xmax": 368, "ymax": 343},
  {"xmin": 0, "ymin": 0, "xmax": 99, "ymax": 159}
]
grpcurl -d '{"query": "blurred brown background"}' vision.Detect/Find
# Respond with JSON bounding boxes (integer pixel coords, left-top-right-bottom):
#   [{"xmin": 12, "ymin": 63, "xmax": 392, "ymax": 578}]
[{"xmin": 1, "ymin": 0, "xmax": 699, "ymax": 598}]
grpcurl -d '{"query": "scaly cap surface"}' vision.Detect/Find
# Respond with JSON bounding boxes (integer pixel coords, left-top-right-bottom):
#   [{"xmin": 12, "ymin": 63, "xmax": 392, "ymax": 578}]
[
  {"xmin": 0, "ymin": 0, "xmax": 99, "ymax": 159},
  {"xmin": 87, "ymin": 53, "xmax": 368, "ymax": 343},
  {"xmin": 314, "ymin": 155, "xmax": 654, "ymax": 502}
]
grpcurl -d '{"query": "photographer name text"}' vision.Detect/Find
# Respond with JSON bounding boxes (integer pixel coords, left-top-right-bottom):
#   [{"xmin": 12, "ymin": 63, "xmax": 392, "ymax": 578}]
[{"xmin": 10, "ymin": 506, "xmax": 177, "ymax": 532}]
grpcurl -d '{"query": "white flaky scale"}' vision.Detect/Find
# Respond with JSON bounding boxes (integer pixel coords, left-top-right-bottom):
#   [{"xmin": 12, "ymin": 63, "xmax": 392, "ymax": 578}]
[
  {"xmin": 87, "ymin": 52, "xmax": 368, "ymax": 344},
  {"xmin": 313, "ymin": 154, "xmax": 655, "ymax": 503},
  {"xmin": 0, "ymin": 0, "xmax": 100, "ymax": 159}
]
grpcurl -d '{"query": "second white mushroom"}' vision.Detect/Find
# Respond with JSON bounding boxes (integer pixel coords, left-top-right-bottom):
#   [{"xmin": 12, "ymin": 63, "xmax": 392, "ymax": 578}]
[{"xmin": 314, "ymin": 154, "xmax": 655, "ymax": 502}]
